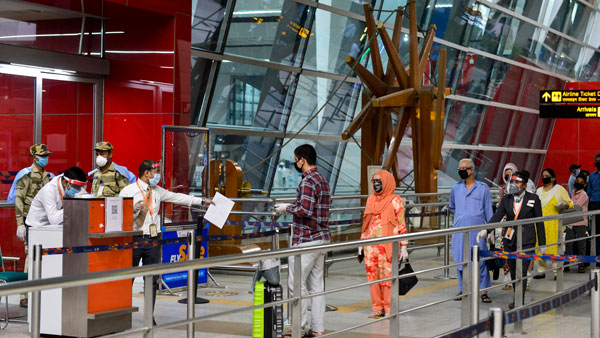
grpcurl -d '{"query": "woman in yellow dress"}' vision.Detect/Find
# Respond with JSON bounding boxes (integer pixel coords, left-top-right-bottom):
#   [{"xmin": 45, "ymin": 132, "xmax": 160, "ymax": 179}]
[{"xmin": 535, "ymin": 168, "xmax": 573, "ymax": 279}]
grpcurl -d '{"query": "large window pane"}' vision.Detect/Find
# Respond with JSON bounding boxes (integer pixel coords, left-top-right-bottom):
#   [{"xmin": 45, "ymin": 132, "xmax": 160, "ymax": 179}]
[
  {"xmin": 286, "ymin": 76, "xmax": 361, "ymax": 136},
  {"xmin": 225, "ymin": 0, "xmax": 314, "ymax": 67},
  {"xmin": 192, "ymin": 0, "xmax": 227, "ymax": 52},
  {"xmin": 204, "ymin": 60, "xmax": 297, "ymax": 131}
]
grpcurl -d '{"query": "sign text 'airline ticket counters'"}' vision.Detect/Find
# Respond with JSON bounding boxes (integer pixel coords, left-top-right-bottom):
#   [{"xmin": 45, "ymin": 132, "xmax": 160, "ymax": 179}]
[{"xmin": 540, "ymin": 90, "xmax": 600, "ymax": 118}]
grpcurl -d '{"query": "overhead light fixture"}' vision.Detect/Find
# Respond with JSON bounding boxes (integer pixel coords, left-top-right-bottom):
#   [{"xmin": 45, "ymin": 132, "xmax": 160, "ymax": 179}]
[
  {"xmin": 0, "ymin": 31, "xmax": 124, "ymax": 39},
  {"xmin": 8, "ymin": 63, "xmax": 76, "ymax": 75}
]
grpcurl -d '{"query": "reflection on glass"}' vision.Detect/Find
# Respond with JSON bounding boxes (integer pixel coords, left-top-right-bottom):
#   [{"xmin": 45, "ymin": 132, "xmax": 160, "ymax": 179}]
[
  {"xmin": 204, "ymin": 60, "xmax": 297, "ymax": 131},
  {"xmin": 443, "ymin": 100, "xmax": 485, "ymax": 145},
  {"xmin": 192, "ymin": 0, "xmax": 226, "ymax": 51},
  {"xmin": 225, "ymin": 0, "xmax": 314, "ymax": 67},
  {"xmin": 286, "ymin": 75, "xmax": 361, "ymax": 135}
]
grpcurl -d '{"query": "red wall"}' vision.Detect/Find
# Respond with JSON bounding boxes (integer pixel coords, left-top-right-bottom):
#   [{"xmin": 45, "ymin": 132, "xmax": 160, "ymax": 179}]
[
  {"xmin": 541, "ymin": 82, "xmax": 600, "ymax": 187},
  {"xmin": 1, "ymin": 0, "xmax": 191, "ymax": 270}
]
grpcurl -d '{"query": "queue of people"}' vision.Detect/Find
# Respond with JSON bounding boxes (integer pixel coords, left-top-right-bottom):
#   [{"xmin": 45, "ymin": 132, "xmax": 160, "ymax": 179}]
[{"xmin": 8, "ymin": 140, "xmax": 598, "ymax": 332}]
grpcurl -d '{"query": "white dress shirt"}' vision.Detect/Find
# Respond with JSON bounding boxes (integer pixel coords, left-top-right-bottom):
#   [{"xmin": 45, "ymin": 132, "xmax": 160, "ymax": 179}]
[
  {"xmin": 119, "ymin": 179, "xmax": 203, "ymax": 235},
  {"xmin": 25, "ymin": 175, "xmax": 65, "ymax": 227}
]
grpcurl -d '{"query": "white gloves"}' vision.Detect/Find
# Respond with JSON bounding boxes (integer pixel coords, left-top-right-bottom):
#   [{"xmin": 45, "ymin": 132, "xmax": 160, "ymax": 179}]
[
  {"xmin": 274, "ymin": 203, "xmax": 292, "ymax": 215},
  {"xmin": 476, "ymin": 230, "xmax": 487, "ymax": 242},
  {"xmin": 16, "ymin": 225, "xmax": 26, "ymax": 241},
  {"xmin": 400, "ymin": 246, "xmax": 409, "ymax": 262},
  {"xmin": 554, "ymin": 202, "xmax": 567, "ymax": 209},
  {"xmin": 358, "ymin": 247, "xmax": 363, "ymax": 255}
]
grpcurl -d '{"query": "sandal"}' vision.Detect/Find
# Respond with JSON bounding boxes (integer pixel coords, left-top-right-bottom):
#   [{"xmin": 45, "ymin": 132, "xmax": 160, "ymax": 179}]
[
  {"xmin": 303, "ymin": 331, "xmax": 324, "ymax": 337},
  {"xmin": 368, "ymin": 309, "xmax": 385, "ymax": 318},
  {"xmin": 501, "ymin": 284, "xmax": 512, "ymax": 290},
  {"xmin": 481, "ymin": 294, "xmax": 492, "ymax": 303}
]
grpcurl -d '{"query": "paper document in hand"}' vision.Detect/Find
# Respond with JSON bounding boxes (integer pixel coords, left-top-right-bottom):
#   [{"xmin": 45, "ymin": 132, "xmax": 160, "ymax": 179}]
[{"xmin": 204, "ymin": 192, "xmax": 235, "ymax": 229}]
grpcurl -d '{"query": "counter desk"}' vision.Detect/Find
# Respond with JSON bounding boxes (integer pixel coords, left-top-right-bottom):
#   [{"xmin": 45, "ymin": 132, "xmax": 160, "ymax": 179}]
[{"xmin": 29, "ymin": 198, "xmax": 140, "ymax": 337}]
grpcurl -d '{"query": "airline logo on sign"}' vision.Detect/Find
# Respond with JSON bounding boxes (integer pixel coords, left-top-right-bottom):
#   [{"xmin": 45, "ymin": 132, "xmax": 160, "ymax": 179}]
[{"xmin": 539, "ymin": 90, "xmax": 600, "ymax": 118}]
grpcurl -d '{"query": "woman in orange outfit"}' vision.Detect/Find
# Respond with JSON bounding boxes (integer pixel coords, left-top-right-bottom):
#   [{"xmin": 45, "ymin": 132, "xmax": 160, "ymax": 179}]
[{"xmin": 361, "ymin": 170, "xmax": 409, "ymax": 318}]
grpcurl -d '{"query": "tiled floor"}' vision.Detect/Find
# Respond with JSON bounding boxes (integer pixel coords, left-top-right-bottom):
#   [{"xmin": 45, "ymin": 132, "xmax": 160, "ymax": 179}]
[{"xmin": 1, "ymin": 247, "xmax": 595, "ymax": 337}]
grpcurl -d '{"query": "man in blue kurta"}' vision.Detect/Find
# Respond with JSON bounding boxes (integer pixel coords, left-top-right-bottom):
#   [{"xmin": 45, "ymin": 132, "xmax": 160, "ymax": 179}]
[{"xmin": 450, "ymin": 158, "xmax": 493, "ymax": 303}]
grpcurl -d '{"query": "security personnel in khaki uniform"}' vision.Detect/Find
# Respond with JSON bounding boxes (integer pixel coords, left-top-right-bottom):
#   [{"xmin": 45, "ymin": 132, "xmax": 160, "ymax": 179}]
[
  {"xmin": 7, "ymin": 144, "xmax": 54, "ymax": 308},
  {"xmin": 89, "ymin": 142, "xmax": 136, "ymax": 197}
]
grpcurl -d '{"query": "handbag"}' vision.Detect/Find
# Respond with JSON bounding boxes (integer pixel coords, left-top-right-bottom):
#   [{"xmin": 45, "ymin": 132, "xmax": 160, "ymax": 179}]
[
  {"xmin": 398, "ymin": 261, "xmax": 418, "ymax": 295},
  {"xmin": 560, "ymin": 205, "xmax": 583, "ymax": 225}
]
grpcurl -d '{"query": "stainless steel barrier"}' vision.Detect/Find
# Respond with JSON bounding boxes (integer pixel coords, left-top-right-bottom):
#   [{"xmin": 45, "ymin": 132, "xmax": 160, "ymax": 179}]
[{"xmin": 3, "ymin": 209, "xmax": 600, "ymax": 338}]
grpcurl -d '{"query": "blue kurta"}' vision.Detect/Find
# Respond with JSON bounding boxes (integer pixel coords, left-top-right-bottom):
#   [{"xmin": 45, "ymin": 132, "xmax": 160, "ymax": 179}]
[{"xmin": 449, "ymin": 180, "xmax": 493, "ymax": 290}]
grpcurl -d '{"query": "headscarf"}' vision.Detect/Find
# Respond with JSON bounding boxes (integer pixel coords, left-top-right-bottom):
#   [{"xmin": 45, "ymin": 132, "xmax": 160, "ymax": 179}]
[
  {"xmin": 502, "ymin": 163, "xmax": 518, "ymax": 184},
  {"xmin": 362, "ymin": 170, "xmax": 402, "ymax": 262}
]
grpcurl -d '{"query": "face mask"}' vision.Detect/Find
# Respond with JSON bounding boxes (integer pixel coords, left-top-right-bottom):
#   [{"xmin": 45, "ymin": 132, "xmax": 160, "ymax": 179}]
[
  {"xmin": 96, "ymin": 155, "xmax": 108, "ymax": 168},
  {"xmin": 64, "ymin": 184, "xmax": 81, "ymax": 197},
  {"xmin": 508, "ymin": 183, "xmax": 521, "ymax": 195},
  {"xmin": 372, "ymin": 179, "xmax": 383, "ymax": 193},
  {"xmin": 36, "ymin": 156, "xmax": 48, "ymax": 167},
  {"xmin": 542, "ymin": 177, "xmax": 552, "ymax": 185},
  {"xmin": 504, "ymin": 174, "xmax": 510, "ymax": 182},
  {"xmin": 575, "ymin": 169, "xmax": 581, "ymax": 175},
  {"xmin": 458, "ymin": 169, "xmax": 470, "ymax": 180},
  {"xmin": 149, "ymin": 173, "xmax": 161, "ymax": 186},
  {"xmin": 574, "ymin": 182, "xmax": 585, "ymax": 191},
  {"xmin": 294, "ymin": 159, "xmax": 303, "ymax": 173}
]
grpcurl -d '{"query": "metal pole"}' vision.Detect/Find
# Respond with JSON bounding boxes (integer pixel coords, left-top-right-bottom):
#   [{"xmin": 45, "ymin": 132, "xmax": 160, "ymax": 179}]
[
  {"xmin": 591, "ymin": 269, "xmax": 600, "ymax": 338},
  {"xmin": 471, "ymin": 245, "xmax": 480, "ymax": 326},
  {"xmin": 461, "ymin": 232, "xmax": 470, "ymax": 326},
  {"xmin": 143, "ymin": 274, "xmax": 154, "ymax": 338},
  {"xmin": 435, "ymin": 208, "xmax": 453, "ymax": 280},
  {"xmin": 30, "ymin": 244, "xmax": 41, "ymax": 338},
  {"xmin": 292, "ymin": 254, "xmax": 302, "ymax": 338},
  {"xmin": 557, "ymin": 219, "xmax": 564, "ymax": 316},
  {"xmin": 592, "ymin": 215, "xmax": 597, "ymax": 270},
  {"xmin": 187, "ymin": 232, "xmax": 196, "ymax": 338},
  {"xmin": 389, "ymin": 242, "xmax": 400, "ymax": 337},
  {"xmin": 489, "ymin": 307, "xmax": 504, "ymax": 338},
  {"xmin": 515, "ymin": 225, "xmax": 523, "ymax": 333}
]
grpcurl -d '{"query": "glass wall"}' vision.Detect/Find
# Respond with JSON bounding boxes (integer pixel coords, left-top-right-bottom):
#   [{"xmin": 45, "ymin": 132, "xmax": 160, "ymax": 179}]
[{"xmin": 191, "ymin": 0, "xmax": 600, "ymax": 198}]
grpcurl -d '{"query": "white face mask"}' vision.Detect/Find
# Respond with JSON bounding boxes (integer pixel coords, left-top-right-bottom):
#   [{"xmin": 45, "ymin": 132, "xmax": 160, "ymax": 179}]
[{"xmin": 96, "ymin": 155, "xmax": 108, "ymax": 168}]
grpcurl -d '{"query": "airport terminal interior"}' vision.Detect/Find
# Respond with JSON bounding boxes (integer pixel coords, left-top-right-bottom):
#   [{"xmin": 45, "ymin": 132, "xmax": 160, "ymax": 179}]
[{"xmin": 2, "ymin": 0, "xmax": 600, "ymax": 337}]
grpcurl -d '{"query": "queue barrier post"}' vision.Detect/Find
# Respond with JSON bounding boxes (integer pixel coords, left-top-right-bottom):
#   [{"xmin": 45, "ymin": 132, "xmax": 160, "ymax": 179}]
[
  {"xmin": 592, "ymin": 269, "xmax": 600, "ymax": 338},
  {"xmin": 471, "ymin": 245, "xmax": 480, "ymax": 326},
  {"xmin": 489, "ymin": 307, "xmax": 504, "ymax": 338},
  {"xmin": 30, "ymin": 244, "xmax": 42, "ymax": 338},
  {"xmin": 187, "ymin": 232, "xmax": 196, "ymax": 338}
]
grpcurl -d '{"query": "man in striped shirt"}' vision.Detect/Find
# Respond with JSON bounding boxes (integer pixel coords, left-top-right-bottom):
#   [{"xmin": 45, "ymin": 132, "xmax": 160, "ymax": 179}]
[{"xmin": 275, "ymin": 144, "xmax": 330, "ymax": 337}]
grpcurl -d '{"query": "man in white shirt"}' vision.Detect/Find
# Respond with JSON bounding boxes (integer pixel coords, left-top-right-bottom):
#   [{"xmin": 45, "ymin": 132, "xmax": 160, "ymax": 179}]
[
  {"xmin": 119, "ymin": 160, "xmax": 212, "ymax": 320},
  {"xmin": 25, "ymin": 167, "xmax": 87, "ymax": 227}
]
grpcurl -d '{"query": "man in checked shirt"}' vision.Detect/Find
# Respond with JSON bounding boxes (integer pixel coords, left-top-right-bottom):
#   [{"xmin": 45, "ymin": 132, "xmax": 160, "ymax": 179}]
[{"xmin": 275, "ymin": 144, "xmax": 330, "ymax": 337}]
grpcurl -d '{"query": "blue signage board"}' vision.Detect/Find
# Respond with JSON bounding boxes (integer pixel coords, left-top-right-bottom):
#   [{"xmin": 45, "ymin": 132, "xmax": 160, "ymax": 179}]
[{"xmin": 160, "ymin": 225, "xmax": 208, "ymax": 289}]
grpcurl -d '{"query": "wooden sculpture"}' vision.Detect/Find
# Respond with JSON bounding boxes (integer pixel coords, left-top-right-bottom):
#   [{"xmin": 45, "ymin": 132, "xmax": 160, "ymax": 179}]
[{"xmin": 342, "ymin": 1, "xmax": 450, "ymax": 201}]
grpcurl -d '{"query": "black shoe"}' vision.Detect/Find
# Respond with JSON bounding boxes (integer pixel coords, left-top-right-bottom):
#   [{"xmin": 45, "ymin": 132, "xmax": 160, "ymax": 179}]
[
  {"xmin": 508, "ymin": 302, "xmax": 515, "ymax": 310},
  {"xmin": 533, "ymin": 275, "xmax": 545, "ymax": 279},
  {"xmin": 454, "ymin": 292, "xmax": 462, "ymax": 301}
]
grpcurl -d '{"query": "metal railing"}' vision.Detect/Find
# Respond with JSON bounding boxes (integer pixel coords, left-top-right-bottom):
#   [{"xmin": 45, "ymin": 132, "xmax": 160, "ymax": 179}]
[{"xmin": 2, "ymin": 207, "xmax": 600, "ymax": 337}]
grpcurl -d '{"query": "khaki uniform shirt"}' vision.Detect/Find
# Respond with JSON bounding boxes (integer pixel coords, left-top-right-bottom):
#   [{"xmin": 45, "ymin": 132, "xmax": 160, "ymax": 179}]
[
  {"xmin": 15, "ymin": 164, "xmax": 52, "ymax": 226},
  {"xmin": 91, "ymin": 162, "xmax": 130, "ymax": 197}
]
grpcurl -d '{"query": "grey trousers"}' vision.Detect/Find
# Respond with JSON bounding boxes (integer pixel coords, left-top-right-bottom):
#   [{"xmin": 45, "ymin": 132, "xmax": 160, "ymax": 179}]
[{"xmin": 288, "ymin": 240, "xmax": 329, "ymax": 333}]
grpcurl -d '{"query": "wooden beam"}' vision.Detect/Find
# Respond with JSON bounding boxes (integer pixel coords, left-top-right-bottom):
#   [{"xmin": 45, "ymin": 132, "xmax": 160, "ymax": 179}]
[
  {"xmin": 384, "ymin": 7, "xmax": 405, "ymax": 86},
  {"xmin": 371, "ymin": 88, "xmax": 415, "ymax": 108},
  {"xmin": 383, "ymin": 107, "xmax": 411, "ymax": 170},
  {"xmin": 419, "ymin": 25, "xmax": 437, "ymax": 79},
  {"xmin": 364, "ymin": 3, "xmax": 385, "ymax": 79},
  {"xmin": 346, "ymin": 56, "xmax": 388, "ymax": 96},
  {"xmin": 341, "ymin": 101, "xmax": 373, "ymax": 140},
  {"xmin": 408, "ymin": 0, "xmax": 420, "ymax": 90},
  {"xmin": 374, "ymin": 108, "xmax": 385, "ymax": 163},
  {"xmin": 377, "ymin": 23, "xmax": 409, "ymax": 89}
]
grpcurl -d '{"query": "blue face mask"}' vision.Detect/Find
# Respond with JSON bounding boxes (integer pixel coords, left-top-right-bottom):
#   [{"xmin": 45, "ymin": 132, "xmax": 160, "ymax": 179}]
[
  {"xmin": 36, "ymin": 156, "xmax": 48, "ymax": 167},
  {"xmin": 149, "ymin": 173, "xmax": 161, "ymax": 187},
  {"xmin": 65, "ymin": 185, "xmax": 81, "ymax": 197}
]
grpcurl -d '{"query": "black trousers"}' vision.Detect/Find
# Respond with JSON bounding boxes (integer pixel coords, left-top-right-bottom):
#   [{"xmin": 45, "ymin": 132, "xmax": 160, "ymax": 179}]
[
  {"xmin": 566, "ymin": 226, "xmax": 587, "ymax": 265},
  {"xmin": 507, "ymin": 244, "xmax": 534, "ymax": 304},
  {"xmin": 589, "ymin": 201, "xmax": 600, "ymax": 253},
  {"xmin": 132, "ymin": 235, "xmax": 161, "ymax": 313}
]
